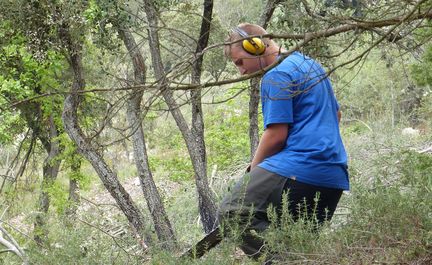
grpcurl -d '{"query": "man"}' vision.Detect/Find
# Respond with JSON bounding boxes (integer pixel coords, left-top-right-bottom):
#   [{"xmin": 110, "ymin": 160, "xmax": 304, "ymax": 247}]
[{"xmin": 218, "ymin": 23, "xmax": 349, "ymax": 262}]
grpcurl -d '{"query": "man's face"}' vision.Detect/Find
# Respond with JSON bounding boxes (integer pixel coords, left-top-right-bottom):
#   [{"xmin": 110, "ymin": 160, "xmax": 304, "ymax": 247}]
[{"xmin": 229, "ymin": 45, "xmax": 264, "ymax": 75}]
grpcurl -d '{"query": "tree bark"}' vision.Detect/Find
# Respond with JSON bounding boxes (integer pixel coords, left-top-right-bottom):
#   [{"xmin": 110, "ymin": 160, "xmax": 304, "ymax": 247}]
[
  {"xmin": 34, "ymin": 114, "xmax": 61, "ymax": 244},
  {"xmin": 248, "ymin": 78, "xmax": 260, "ymax": 158},
  {"xmin": 189, "ymin": 0, "xmax": 218, "ymax": 233},
  {"xmin": 142, "ymin": 0, "xmax": 217, "ymax": 233},
  {"xmin": 117, "ymin": 25, "xmax": 176, "ymax": 248},
  {"xmin": 248, "ymin": 0, "xmax": 282, "ymax": 158},
  {"xmin": 258, "ymin": 0, "xmax": 282, "ymax": 29},
  {"xmin": 58, "ymin": 18, "xmax": 150, "ymax": 246},
  {"xmin": 66, "ymin": 152, "xmax": 81, "ymax": 218}
]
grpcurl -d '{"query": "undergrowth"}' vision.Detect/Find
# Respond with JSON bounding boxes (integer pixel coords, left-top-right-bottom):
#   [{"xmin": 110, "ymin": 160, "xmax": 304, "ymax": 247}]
[{"xmin": 1, "ymin": 123, "xmax": 431, "ymax": 264}]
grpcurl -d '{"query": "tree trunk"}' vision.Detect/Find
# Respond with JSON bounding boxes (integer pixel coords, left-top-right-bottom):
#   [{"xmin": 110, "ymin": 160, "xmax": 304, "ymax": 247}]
[
  {"xmin": 189, "ymin": 0, "xmax": 218, "ymax": 233},
  {"xmin": 258, "ymin": 0, "xmax": 282, "ymax": 29},
  {"xmin": 142, "ymin": 0, "xmax": 217, "ymax": 233},
  {"xmin": 66, "ymin": 153, "xmax": 81, "ymax": 219},
  {"xmin": 248, "ymin": 0, "xmax": 282, "ymax": 159},
  {"xmin": 58, "ymin": 19, "xmax": 150, "ymax": 247},
  {"xmin": 248, "ymin": 78, "xmax": 260, "ymax": 158},
  {"xmin": 117, "ymin": 25, "xmax": 176, "ymax": 248},
  {"xmin": 34, "ymin": 114, "xmax": 61, "ymax": 244},
  {"xmin": 12, "ymin": 70, "xmax": 63, "ymax": 244}
]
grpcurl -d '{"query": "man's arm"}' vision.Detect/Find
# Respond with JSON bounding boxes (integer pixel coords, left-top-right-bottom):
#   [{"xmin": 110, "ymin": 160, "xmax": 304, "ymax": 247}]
[
  {"xmin": 250, "ymin": 123, "xmax": 289, "ymax": 170},
  {"xmin": 337, "ymin": 110, "xmax": 341, "ymax": 124}
]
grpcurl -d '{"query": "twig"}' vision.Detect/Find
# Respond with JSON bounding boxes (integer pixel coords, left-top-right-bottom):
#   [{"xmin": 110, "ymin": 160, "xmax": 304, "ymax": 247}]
[
  {"xmin": 80, "ymin": 195, "xmax": 120, "ymax": 209},
  {"xmin": 76, "ymin": 217, "xmax": 134, "ymax": 256},
  {"xmin": 4, "ymin": 5, "xmax": 432, "ymax": 109},
  {"xmin": 0, "ymin": 219, "xmax": 32, "ymax": 242},
  {"xmin": 419, "ymin": 145, "xmax": 432, "ymax": 154}
]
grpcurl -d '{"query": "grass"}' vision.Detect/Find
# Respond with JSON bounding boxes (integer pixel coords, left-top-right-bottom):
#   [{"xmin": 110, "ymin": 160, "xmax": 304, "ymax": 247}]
[{"xmin": 1, "ymin": 117, "xmax": 431, "ymax": 264}]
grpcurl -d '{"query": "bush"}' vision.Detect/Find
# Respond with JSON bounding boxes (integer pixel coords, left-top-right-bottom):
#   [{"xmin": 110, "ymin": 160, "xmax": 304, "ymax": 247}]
[{"xmin": 260, "ymin": 149, "xmax": 432, "ymax": 264}]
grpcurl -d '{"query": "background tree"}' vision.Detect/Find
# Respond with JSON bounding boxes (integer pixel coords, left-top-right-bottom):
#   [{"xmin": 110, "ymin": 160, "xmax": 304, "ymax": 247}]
[
  {"xmin": 142, "ymin": 0, "xmax": 219, "ymax": 233},
  {"xmin": 55, "ymin": 1, "xmax": 152, "ymax": 247},
  {"xmin": 111, "ymin": 0, "xmax": 177, "ymax": 246},
  {"xmin": 0, "ymin": 16, "xmax": 65, "ymax": 244}
]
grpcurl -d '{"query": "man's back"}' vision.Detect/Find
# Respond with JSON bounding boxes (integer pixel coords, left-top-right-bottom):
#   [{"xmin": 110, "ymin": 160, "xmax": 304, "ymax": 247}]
[{"xmin": 259, "ymin": 52, "xmax": 349, "ymax": 190}]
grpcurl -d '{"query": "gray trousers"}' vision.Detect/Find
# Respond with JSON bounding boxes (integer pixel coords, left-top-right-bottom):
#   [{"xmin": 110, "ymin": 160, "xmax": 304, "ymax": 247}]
[{"xmin": 217, "ymin": 167, "xmax": 342, "ymax": 261}]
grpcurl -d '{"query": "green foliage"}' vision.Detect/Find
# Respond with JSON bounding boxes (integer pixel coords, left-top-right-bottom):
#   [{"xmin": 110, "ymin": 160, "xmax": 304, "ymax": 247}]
[
  {"xmin": 411, "ymin": 37, "xmax": 432, "ymax": 127},
  {"xmin": 150, "ymin": 155, "xmax": 193, "ymax": 182},
  {"xmin": 69, "ymin": 170, "xmax": 91, "ymax": 191},
  {"xmin": 335, "ymin": 48, "xmax": 416, "ymax": 123},
  {"xmin": 411, "ymin": 21, "xmax": 432, "ymax": 88},
  {"xmin": 398, "ymin": 150, "xmax": 432, "ymax": 196},
  {"xmin": 417, "ymin": 90, "xmax": 432, "ymax": 127},
  {"xmin": 205, "ymin": 83, "xmax": 253, "ymax": 170},
  {"xmin": 265, "ymin": 200, "xmax": 324, "ymax": 259},
  {"xmin": 56, "ymin": 133, "xmax": 91, "ymax": 190},
  {"xmin": 341, "ymin": 151, "xmax": 431, "ymax": 263},
  {"xmin": 146, "ymin": 83, "xmax": 255, "ymax": 181},
  {"xmin": 45, "ymin": 181, "xmax": 69, "ymax": 215},
  {"xmin": 411, "ymin": 44, "xmax": 432, "ymax": 87},
  {"xmin": 146, "ymin": 123, "xmax": 194, "ymax": 181},
  {"xmin": 0, "ymin": 110, "xmax": 25, "ymax": 143},
  {"xmin": 84, "ymin": 0, "xmax": 125, "ymax": 51},
  {"xmin": 155, "ymin": 0, "xmax": 191, "ymax": 11},
  {"xmin": 343, "ymin": 120, "xmax": 371, "ymax": 135},
  {"xmin": 159, "ymin": 2, "xmax": 202, "ymax": 73},
  {"xmin": 259, "ymin": 148, "xmax": 432, "ymax": 264},
  {"xmin": 1, "ymin": 1, "xmax": 431, "ymax": 264},
  {"xmin": 214, "ymin": 0, "xmax": 263, "ymax": 27},
  {"xmin": 25, "ymin": 220, "xmax": 144, "ymax": 265},
  {"xmin": 0, "ymin": 20, "xmax": 67, "ymax": 143}
]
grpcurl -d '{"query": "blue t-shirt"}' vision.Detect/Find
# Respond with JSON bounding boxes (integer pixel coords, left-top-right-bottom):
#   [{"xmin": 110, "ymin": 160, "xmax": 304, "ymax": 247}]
[{"xmin": 258, "ymin": 52, "xmax": 349, "ymax": 190}]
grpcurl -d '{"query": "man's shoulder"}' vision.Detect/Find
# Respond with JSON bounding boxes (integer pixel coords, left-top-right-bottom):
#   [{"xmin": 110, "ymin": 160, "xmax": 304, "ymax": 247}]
[
  {"xmin": 262, "ymin": 68, "xmax": 291, "ymax": 86},
  {"xmin": 263, "ymin": 54, "xmax": 298, "ymax": 78},
  {"xmin": 271, "ymin": 52, "xmax": 306, "ymax": 73},
  {"xmin": 262, "ymin": 53, "xmax": 302, "ymax": 81}
]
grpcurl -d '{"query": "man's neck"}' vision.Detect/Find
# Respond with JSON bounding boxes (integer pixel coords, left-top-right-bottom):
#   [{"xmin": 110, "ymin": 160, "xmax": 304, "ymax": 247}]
[{"xmin": 264, "ymin": 46, "xmax": 283, "ymax": 65}]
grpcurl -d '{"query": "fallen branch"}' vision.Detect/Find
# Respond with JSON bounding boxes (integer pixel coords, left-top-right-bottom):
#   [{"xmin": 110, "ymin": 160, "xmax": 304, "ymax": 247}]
[
  {"xmin": 0, "ymin": 225, "xmax": 29, "ymax": 265},
  {"xmin": 419, "ymin": 145, "xmax": 432, "ymax": 154}
]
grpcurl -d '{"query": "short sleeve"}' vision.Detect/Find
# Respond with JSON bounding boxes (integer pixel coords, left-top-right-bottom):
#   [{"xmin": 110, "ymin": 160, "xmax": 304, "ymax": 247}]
[{"xmin": 261, "ymin": 71, "xmax": 296, "ymax": 129}]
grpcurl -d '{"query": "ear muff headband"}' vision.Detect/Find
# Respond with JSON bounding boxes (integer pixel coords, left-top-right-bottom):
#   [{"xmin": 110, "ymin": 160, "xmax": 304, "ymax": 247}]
[{"xmin": 232, "ymin": 27, "xmax": 266, "ymax": 56}]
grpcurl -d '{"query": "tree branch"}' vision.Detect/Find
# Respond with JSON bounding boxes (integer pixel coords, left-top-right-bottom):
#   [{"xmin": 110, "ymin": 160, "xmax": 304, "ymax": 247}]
[
  {"xmin": 0, "ymin": 225, "xmax": 29, "ymax": 265},
  {"xmin": 4, "ymin": 3, "xmax": 432, "ymax": 108}
]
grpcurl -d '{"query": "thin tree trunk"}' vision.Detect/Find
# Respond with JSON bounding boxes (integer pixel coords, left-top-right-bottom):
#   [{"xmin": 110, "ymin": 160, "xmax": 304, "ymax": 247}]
[
  {"xmin": 258, "ymin": 0, "xmax": 282, "ymax": 29},
  {"xmin": 117, "ymin": 25, "xmax": 176, "ymax": 248},
  {"xmin": 190, "ymin": 0, "xmax": 218, "ymax": 233},
  {"xmin": 66, "ymin": 152, "xmax": 81, "ymax": 218},
  {"xmin": 142, "ymin": 0, "xmax": 217, "ymax": 233},
  {"xmin": 249, "ymin": 0, "xmax": 282, "ymax": 158},
  {"xmin": 249, "ymin": 78, "xmax": 260, "ymax": 158},
  {"xmin": 34, "ymin": 114, "xmax": 61, "ymax": 244},
  {"xmin": 11, "ymin": 75, "xmax": 63, "ymax": 244},
  {"xmin": 58, "ymin": 18, "xmax": 150, "ymax": 247}
]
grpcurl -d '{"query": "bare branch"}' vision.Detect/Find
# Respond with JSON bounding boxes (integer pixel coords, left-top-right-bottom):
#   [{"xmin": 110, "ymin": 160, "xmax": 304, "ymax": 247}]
[
  {"xmin": 4, "ymin": 2, "xmax": 432, "ymax": 109},
  {"xmin": 0, "ymin": 225, "xmax": 29, "ymax": 265}
]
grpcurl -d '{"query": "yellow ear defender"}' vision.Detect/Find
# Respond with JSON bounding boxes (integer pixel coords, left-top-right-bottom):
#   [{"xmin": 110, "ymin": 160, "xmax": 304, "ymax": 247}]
[{"xmin": 232, "ymin": 27, "xmax": 266, "ymax": 56}]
